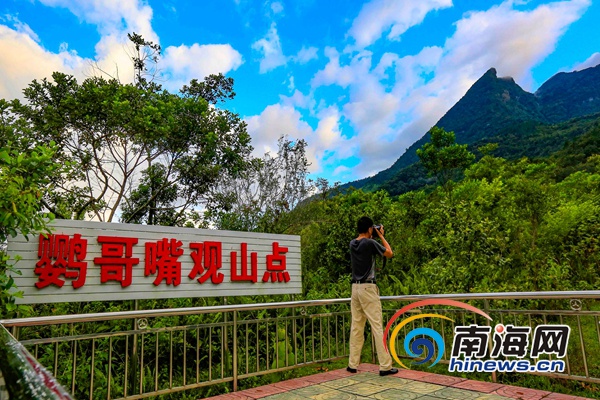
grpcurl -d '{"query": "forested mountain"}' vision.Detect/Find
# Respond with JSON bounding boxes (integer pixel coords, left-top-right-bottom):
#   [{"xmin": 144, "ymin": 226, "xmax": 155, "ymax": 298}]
[
  {"xmin": 536, "ymin": 63, "xmax": 600, "ymax": 123},
  {"xmin": 347, "ymin": 63, "xmax": 600, "ymax": 194}
]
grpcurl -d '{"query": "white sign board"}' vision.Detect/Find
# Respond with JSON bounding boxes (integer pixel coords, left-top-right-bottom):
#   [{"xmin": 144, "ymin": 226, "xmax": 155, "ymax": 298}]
[{"xmin": 7, "ymin": 219, "xmax": 301, "ymax": 304}]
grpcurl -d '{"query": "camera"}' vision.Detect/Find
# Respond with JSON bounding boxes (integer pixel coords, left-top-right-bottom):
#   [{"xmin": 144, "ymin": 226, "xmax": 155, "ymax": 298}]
[{"xmin": 372, "ymin": 225, "xmax": 382, "ymax": 236}]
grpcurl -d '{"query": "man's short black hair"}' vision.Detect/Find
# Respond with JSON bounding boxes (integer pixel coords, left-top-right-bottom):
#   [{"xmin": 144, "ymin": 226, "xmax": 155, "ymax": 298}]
[{"xmin": 357, "ymin": 216, "xmax": 373, "ymax": 234}]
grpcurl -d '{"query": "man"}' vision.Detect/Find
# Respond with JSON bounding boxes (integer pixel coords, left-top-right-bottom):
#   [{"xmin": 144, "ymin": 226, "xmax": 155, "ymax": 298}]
[{"xmin": 347, "ymin": 216, "xmax": 398, "ymax": 376}]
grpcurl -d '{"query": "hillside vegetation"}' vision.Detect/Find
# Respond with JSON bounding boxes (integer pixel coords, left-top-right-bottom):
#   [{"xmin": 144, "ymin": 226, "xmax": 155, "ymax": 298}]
[{"xmin": 297, "ymin": 123, "xmax": 600, "ymax": 299}]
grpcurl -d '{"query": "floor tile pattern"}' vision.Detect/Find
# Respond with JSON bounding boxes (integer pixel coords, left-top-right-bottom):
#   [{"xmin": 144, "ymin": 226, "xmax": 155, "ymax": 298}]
[{"xmin": 204, "ymin": 364, "xmax": 596, "ymax": 400}]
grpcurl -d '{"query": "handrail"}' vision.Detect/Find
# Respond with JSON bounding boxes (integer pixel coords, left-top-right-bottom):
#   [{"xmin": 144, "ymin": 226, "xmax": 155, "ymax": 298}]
[
  {"xmin": 2, "ymin": 290, "xmax": 599, "ymax": 327},
  {"xmin": 0, "ymin": 324, "xmax": 73, "ymax": 399}
]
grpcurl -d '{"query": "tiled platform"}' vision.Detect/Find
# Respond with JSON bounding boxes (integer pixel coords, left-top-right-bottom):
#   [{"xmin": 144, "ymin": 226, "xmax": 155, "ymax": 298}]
[{"xmin": 204, "ymin": 364, "xmax": 595, "ymax": 400}]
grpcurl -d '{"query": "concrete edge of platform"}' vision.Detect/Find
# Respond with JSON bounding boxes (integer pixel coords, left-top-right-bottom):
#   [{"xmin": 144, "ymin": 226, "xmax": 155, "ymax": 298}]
[{"xmin": 203, "ymin": 364, "xmax": 596, "ymax": 400}]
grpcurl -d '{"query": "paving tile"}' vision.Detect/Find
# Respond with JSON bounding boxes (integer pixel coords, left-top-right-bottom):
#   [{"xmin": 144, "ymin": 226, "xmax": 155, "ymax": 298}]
[
  {"xmin": 367, "ymin": 375, "xmax": 413, "ymax": 388},
  {"xmin": 429, "ymin": 386, "xmax": 483, "ymax": 399},
  {"xmin": 261, "ymin": 393, "xmax": 310, "ymax": 400},
  {"xmin": 474, "ymin": 394, "xmax": 514, "ymax": 400},
  {"xmin": 294, "ymin": 384, "xmax": 336, "ymax": 397},
  {"xmin": 311, "ymin": 390, "xmax": 363, "ymax": 400},
  {"xmin": 321, "ymin": 377, "xmax": 362, "ymax": 389},
  {"xmin": 452, "ymin": 380, "xmax": 504, "ymax": 393},
  {"xmin": 344, "ymin": 372, "xmax": 378, "ymax": 382},
  {"xmin": 272, "ymin": 377, "xmax": 314, "ymax": 390},
  {"xmin": 402, "ymin": 381, "xmax": 446, "ymax": 394},
  {"xmin": 237, "ymin": 384, "xmax": 287, "ymax": 399},
  {"xmin": 357, "ymin": 364, "xmax": 380, "ymax": 373},
  {"xmin": 395, "ymin": 369, "xmax": 436, "ymax": 380},
  {"xmin": 418, "ymin": 374, "xmax": 467, "ymax": 386},
  {"xmin": 328, "ymin": 368, "xmax": 360, "ymax": 378},
  {"xmin": 304, "ymin": 373, "xmax": 341, "ymax": 384},
  {"xmin": 371, "ymin": 388, "xmax": 422, "ymax": 399},
  {"xmin": 493, "ymin": 385, "xmax": 551, "ymax": 400},
  {"xmin": 338, "ymin": 382, "xmax": 388, "ymax": 396}
]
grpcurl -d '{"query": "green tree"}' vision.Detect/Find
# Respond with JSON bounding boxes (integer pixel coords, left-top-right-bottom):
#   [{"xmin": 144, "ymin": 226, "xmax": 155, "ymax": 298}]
[
  {"xmin": 416, "ymin": 126, "xmax": 475, "ymax": 189},
  {"xmin": 207, "ymin": 136, "xmax": 313, "ymax": 233},
  {"xmin": 5, "ymin": 37, "xmax": 252, "ymax": 225},
  {"xmin": 0, "ymin": 142, "xmax": 63, "ymax": 317}
]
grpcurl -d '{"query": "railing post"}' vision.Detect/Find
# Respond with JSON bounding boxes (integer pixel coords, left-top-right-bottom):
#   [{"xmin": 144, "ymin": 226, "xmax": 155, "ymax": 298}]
[
  {"xmin": 11, "ymin": 311, "xmax": 19, "ymax": 340},
  {"xmin": 483, "ymin": 299, "xmax": 497, "ymax": 383},
  {"xmin": 223, "ymin": 297, "xmax": 230, "ymax": 380},
  {"xmin": 292, "ymin": 295, "xmax": 297, "ymax": 366},
  {"xmin": 233, "ymin": 310, "xmax": 238, "ymax": 392},
  {"xmin": 131, "ymin": 299, "xmax": 139, "ymax": 396}
]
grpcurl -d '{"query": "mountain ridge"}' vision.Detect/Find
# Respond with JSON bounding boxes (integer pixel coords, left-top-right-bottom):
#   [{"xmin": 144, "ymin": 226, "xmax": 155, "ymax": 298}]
[{"xmin": 344, "ymin": 63, "xmax": 600, "ymax": 192}]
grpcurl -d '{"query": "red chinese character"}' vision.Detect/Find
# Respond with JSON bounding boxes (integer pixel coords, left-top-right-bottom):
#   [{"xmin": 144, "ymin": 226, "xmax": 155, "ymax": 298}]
[
  {"xmin": 94, "ymin": 236, "xmax": 139, "ymax": 287},
  {"xmin": 263, "ymin": 242, "xmax": 290, "ymax": 283},
  {"xmin": 65, "ymin": 234, "xmax": 87, "ymax": 288},
  {"xmin": 145, "ymin": 238, "xmax": 183, "ymax": 286},
  {"xmin": 35, "ymin": 234, "xmax": 88, "ymax": 289},
  {"xmin": 189, "ymin": 241, "xmax": 224, "ymax": 284},
  {"xmin": 230, "ymin": 243, "xmax": 258, "ymax": 283}
]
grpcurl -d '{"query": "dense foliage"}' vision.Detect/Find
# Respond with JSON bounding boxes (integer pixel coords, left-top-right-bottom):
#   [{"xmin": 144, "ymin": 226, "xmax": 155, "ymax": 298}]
[
  {"xmin": 298, "ymin": 149, "xmax": 600, "ymax": 300},
  {"xmin": 0, "ymin": 136, "xmax": 64, "ymax": 316}
]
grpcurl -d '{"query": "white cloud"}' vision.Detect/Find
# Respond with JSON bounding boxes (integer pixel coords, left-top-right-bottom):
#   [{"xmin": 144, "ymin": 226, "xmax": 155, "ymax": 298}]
[
  {"xmin": 0, "ymin": 0, "xmax": 244, "ymax": 99},
  {"xmin": 1, "ymin": 15, "xmax": 41, "ymax": 43},
  {"xmin": 161, "ymin": 44, "xmax": 243, "ymax": 91},
  {"xmin": 311, "ymin": 0, "xmax": 591, "ymax": 181},
  {"xmin": 438, "ymin": 0, "xmax": 591, "ymax": 91},
  {"xmin": 271, "ymin": 1, "xmax": 284, "ymax": 15},
  {"xmin": 253, "ymin": 23, "xmax": 319, "ymax": 73},
  {"xmin": 38, "ymin": 0, "xmax": 157, "ymax": 41},
  {"xmin": 0, "ymin": 24, "xmax": 86, "ymax": 100},
  {"xmin": 36, "ymin": 0, "xmax": 157, "ymax": 81},
  {"xmin": 391, "ymin": 0, "xmax": 591, "ymax": 142},
  {"xmin": 312, "ymin": 47, "xmax": 372, "ymax": 88},
  {"xmin": 279, "ymin": 89, "xmax": 314, "ymax": 109},
  {"xmin": 292, "ymin": 46, "xmax": 318, "ymax": 64},
  {"xmin": 244, "ymin": 103, "xmax": 353, "ymax": 176},
  {"xmin": 252, "ymin": 22, "xmax": 287, "ymax": 73},
  {"xmin": 572, "ymin": 52, "xmax": 600, "ymax": 71},
  {"xmin": 332, "ymin": 165, "xmax": 350, "ymax": 176},
  {"xmin": 348, "ymin": 0, "xmax": 453, "ymax": 49},
  {"xmin": 245, "ymin": 104, "xmax": 314, "ymax": 157}
]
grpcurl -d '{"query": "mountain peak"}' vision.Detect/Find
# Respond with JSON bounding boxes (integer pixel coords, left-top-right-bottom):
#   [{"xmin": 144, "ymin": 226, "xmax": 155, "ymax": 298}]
[
  {"xmin": 436, "ymin": 67, "xmax": 544, "ymax": 143},
  {"xmin": 485, "ymin": 67, "xmax": 497, "ymax": 77}
]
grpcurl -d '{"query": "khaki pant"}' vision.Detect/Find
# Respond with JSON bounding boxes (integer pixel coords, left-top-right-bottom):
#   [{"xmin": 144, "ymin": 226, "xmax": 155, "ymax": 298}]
[{"xmin": 348, "ymin": 283, "xmax": 393, "ymax": 371}]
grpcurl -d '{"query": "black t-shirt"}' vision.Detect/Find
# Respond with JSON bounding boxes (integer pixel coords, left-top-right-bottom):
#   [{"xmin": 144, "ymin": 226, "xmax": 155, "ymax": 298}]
[{"xmin": 349, "ymin": 238, "xmax": 386, "ymax": 281}]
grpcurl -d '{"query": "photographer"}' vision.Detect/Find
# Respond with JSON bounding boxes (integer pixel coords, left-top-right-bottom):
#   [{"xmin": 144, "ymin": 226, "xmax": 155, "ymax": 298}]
[{"xmin": 346, "ymin": 216, "xmax": 398, "ymax": 376}]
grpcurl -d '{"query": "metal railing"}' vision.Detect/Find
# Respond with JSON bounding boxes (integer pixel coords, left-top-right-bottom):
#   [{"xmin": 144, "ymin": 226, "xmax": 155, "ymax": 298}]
[{"xmin": 1, "ymin": 290, "xmax": 600, "ymax": 399}]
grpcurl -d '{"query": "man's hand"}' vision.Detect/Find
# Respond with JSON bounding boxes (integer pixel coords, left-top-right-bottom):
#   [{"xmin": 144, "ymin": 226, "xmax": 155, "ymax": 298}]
[{"xmin": 376, "ymin": 225, "xmax": 393, "ymax": 258}]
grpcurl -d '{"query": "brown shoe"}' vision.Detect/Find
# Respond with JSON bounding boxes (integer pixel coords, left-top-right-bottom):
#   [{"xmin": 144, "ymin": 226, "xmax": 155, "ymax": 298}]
[{"xmin": 379, "ymin": 368, "xmax": 399, "ymax": 376}]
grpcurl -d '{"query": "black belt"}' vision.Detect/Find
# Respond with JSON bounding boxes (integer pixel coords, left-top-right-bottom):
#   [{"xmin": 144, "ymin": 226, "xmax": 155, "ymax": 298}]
[{"xmin": 352, "ymin": 279, "xmax": 376, "ymax": 284}]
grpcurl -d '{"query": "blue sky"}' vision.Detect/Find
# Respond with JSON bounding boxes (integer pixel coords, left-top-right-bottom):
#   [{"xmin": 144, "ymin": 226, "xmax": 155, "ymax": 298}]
[{"xmin": 1, "ymin": 0, "xmax": 599, "ymax": 185}]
